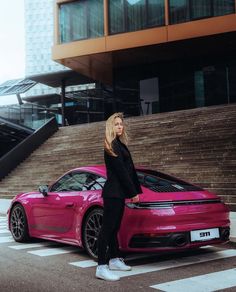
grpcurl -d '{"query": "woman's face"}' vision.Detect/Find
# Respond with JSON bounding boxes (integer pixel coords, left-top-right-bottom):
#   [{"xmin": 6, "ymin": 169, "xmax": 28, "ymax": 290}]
[{"xmin": 114, "ymin": 117, "xmax": 123, "ymax": 137}]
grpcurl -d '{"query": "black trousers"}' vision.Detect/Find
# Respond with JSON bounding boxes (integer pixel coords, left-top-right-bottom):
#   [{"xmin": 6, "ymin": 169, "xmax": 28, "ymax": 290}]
[{"xmin": 97, "ymin": 197, "xmax": 125, "ymax": 265}]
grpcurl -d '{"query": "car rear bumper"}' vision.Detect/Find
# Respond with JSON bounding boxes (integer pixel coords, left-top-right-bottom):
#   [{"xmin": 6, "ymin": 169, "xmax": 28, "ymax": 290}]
[{"xmin": 119, "ymin": 202, "xmax": 230, "ymax": 251}]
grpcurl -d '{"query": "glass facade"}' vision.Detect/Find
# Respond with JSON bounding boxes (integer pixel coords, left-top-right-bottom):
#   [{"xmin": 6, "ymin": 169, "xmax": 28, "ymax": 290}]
[
  {"xmin": 109, "ymin": 0, "xmax": 165, "ymax": 34},
  {"xmin": 59, "ymin": 0, "xmax": 104, "ymax": 43},
  {"xmin": 25, "ymin": 0, "xmax": 66, "ymax": 97},
  {"xmin": 169, "ymin": 0, "xmax": 235, "ymax": 24},
  {"xmin": 112, "ymin": 56, "xmax": 236, "ymax": 117}
]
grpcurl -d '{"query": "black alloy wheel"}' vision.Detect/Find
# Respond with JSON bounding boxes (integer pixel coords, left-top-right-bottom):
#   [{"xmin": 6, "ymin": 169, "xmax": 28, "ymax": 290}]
[
  {"xmin": 83, "ymin": 208, "xmax": 103, "ymax": 259},
  {"xmin": 10, "ymin": 204, "xmax": 29, "ymax": 242}
]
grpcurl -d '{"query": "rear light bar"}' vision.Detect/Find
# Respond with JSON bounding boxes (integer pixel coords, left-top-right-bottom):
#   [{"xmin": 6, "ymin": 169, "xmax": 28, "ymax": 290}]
[{"xmin": 126, "ymin": 199, "xmax": 222, "ymax": 209}]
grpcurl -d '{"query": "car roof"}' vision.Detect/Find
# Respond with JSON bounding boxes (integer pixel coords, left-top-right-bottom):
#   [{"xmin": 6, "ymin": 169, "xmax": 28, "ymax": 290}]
[{"xmin": 70, "ymin": 165, "xmax": 107, "ymax": 176}]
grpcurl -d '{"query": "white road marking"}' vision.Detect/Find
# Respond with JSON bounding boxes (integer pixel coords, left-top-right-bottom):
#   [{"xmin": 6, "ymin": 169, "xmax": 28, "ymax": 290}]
[
  {"xmin": 70, "ymin": 260, "xmax": 98, "ymax": 268},
  {"xmin": 68, "ymin": 247, "xmax": 218, "ymax": 269},
  {"xmin": 150, "ymin": 268, "xmax": 236, "ymax": 291},
  {"xmin": 110, "ymin": 249, "xmax": 236, "ymax": 278},
  {"xmin": 0, "ymin": 222, "xmax": 7, "ymax": 226},
  {"xmin": 28, "ymin": 246, "xmax": 78, "ymax": 257},
  {"xmin": 9, "ymin": 242, "xmax": 56, "ymax": 250},
  {"xmin": 0, "ymin": 236, "xmax": 14, "ymax": 243},
  {"xmin": 0, "ymin": 229, "xmax": 10, "ymax": 234},
  {"xmin": 69, "ymin": 253, "xmax": 165, "ymax": 268}
]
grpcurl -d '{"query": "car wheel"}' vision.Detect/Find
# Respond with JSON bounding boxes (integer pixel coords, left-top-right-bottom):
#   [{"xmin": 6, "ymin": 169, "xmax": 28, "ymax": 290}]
[
  {"xmin": 10, "ymin": 204, "xmax": 30, "ymax": 242},
  {"xmin": 83, "ymin": 208, "xmax": 103, "ymax": 259}
]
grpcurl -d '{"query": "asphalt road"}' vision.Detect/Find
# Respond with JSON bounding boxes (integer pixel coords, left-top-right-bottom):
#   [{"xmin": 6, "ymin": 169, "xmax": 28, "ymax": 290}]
[{"xmin": 1, "ymin": 215, "xmax": 236, "ymax": 292}]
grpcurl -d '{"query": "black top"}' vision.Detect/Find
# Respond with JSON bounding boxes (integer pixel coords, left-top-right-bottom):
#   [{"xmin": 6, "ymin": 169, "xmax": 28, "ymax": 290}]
[{"xmin": 102, "ymin": 138, "xmax": 142, "ymax": 199}]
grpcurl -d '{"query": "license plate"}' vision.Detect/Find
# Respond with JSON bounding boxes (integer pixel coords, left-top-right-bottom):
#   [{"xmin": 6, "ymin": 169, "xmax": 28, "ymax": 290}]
[{"xmin": 190, "ymin": 228, "xmax": 220, "ymax": 242}]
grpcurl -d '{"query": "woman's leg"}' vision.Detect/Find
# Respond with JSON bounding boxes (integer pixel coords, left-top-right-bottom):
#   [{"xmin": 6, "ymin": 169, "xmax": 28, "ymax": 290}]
[
  {"xmin": 97, "ymin": 198, "xmax": 124, "ymax": 265},
  {"xmin": 108, "ymin": 199, "xmax": 125, "ymax": 260}
]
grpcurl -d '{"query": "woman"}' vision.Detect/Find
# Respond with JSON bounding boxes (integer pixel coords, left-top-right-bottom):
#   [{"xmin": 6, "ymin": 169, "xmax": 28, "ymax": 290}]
[{"xmin": 96, "ymin": 112, "xmax": 142, "ymax": 281}]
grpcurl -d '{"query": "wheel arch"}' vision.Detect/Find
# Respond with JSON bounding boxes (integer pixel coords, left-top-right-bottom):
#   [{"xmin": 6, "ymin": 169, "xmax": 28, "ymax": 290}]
[
  {"xmin": 81, "ymin": 204, "xmax": 103, "ymax": 247},
  {"xmin": 9, "ymin": 201, "xmax": 30, "ymax": 242},
  {"xmin": 9, "ymin": 202, "xmax": 30, "ymax": 229}
]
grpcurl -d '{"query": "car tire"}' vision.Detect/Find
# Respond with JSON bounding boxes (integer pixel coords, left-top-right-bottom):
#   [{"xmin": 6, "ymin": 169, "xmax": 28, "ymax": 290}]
[
  {"xmin": 10, "ymin": 204, "xmax": 30, "ymax": 242},
  {"xmin": 82, "ymin": 208, "xmax": 103, "ymax": 260}
]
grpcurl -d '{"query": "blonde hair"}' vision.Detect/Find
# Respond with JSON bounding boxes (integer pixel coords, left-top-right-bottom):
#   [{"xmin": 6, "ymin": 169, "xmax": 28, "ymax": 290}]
[{"xmin": 104, "ymin": 112, "xmax": 128, "ymax": 156}]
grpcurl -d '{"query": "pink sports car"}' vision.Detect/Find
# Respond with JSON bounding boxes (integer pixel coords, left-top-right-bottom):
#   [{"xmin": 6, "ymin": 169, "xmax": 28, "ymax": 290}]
[{"xmin": 8, "ymin": 165, "xmax": 230, "ymax": 259}]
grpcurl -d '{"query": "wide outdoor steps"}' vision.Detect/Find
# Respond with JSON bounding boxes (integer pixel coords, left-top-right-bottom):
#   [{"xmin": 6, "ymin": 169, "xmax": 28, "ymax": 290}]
[{"xmin": 0, "ymin": 104, "xmax": 235, "ymax": 209}]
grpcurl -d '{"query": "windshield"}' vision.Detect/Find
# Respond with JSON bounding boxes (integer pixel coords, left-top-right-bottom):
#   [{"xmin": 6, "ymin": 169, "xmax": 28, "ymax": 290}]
[{"xmin": 136, "ymin": 169, "xmax": 203, "ymax": 192}]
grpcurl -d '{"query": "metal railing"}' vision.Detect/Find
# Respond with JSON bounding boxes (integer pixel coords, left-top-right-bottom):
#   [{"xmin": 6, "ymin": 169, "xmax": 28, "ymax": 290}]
[
  {"xmin": 0, "ymin": 103, "xmax": 56, "ymax": 130},
  {"xmin": 0, "ymin": 117, "xmax": 58, "ymax": 181}
]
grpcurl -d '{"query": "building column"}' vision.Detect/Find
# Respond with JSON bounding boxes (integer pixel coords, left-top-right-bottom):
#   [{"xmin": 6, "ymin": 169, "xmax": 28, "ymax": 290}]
[{"xmin": 61, "ymin": 79, "xmax": 66, "ymax": 127}]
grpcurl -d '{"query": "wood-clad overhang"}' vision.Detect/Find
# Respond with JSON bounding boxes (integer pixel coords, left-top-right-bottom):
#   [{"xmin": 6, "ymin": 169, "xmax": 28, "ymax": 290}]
[{"xmin": 52, "ymin": 14, "xmax": 236, "ymax": 85}]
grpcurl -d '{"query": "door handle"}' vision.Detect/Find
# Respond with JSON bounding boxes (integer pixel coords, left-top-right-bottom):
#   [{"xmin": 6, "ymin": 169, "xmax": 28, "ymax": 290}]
[{"xmin": 65, "ymin": 202, "xmax": 75, "ymax": 208}]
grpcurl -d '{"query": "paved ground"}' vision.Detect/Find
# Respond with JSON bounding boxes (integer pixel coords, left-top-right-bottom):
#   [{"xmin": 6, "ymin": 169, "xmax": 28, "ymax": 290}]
[
  {"xmin": 1, "ymin": 213, "xmax": 236, "ymax": 292},
  {"xmin": 1, "ymin": 199, "xmax": 236, "ymax": 291}
]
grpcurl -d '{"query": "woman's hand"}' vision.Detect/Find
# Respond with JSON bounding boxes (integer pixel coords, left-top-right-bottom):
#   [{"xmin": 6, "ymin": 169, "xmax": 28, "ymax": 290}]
[{"xmin": 131, "ymin": 195, "xmax": 139, "ymax": 203}]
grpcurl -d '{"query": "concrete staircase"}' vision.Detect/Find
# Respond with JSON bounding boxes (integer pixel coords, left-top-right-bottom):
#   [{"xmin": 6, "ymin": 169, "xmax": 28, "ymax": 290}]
[{"xmin": 0, "ymin": 103, "xmax": 235, "ymax": 209}]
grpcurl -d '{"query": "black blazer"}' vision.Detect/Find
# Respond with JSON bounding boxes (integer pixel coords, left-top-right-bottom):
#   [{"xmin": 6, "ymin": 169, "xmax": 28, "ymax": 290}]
[{"xmin": 102, "ymin": 138, "xmax": 142, "ymax": 199}]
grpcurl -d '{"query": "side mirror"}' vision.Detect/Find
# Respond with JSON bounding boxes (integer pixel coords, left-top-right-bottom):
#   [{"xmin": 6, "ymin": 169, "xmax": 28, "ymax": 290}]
[{"xmin": 39, "ymin": 185, "xmax": 49, "ymax": 196}]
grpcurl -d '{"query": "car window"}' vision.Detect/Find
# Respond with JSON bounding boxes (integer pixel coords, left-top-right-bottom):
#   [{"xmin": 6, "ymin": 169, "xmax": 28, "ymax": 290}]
[
  {"xmin": 137, "ymin": 169, "xmax": 203, "ymax": 192},
  {"xmin": 82, "ymin": 174, "xmax": 106, "ymax": 191},
  {"xmin": 50, "ymin": 172, "xmax": 88, "ymax": 192},
  {"xmin": 50, "ymin": 172, "xmax": 106, "ymax": 192}
]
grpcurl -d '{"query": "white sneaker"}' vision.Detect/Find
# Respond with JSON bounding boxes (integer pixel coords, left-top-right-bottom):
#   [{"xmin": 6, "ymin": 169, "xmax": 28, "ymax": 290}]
[
  {"xmin": 96, "ymin": 265, "xmax": 120, "ymax": 281},
  {"xmin": 109, "ymin": 258, "xmax": 132, "ymax": 271}
]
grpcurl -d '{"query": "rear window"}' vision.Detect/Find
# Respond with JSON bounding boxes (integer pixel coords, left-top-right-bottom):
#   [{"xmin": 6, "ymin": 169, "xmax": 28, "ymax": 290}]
[{"xmin": 136, "ymin": 169, "xmax": 203, "ymax": 192}]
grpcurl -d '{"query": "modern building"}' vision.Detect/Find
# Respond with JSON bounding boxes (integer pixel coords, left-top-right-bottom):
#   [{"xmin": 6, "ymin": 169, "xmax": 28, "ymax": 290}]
[
  {"xmin": 24, "ymin": 0, "xmax": 66, "ymax": 96},
  {"xmin": 52, "ymin": 0, "xmax": 236, "ymax": 118}
]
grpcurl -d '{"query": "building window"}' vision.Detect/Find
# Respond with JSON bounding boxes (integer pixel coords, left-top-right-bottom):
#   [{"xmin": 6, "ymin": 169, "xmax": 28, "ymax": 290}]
[
  {"xmin": 169, "ymin": 0, "xmax": 235, "ymax": 24},
  {"xmin": 59, "ymin": 0, "xmax": 104, "ymax": 43},
  {"xmin": 109, "ymin": 0, "xmax": 165, "ymax": 34}
]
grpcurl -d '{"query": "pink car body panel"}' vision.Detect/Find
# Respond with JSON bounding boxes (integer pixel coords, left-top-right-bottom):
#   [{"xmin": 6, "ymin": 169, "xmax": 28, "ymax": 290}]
[{"xmin": 8, "ymin": 165, "xmax": 230, "ymax": 252}]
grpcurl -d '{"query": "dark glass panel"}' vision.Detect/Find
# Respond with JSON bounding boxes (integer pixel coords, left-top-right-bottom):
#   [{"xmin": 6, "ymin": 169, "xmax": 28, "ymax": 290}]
[
  {"xmin": 60, "ymin": 2, "xmax": 87, "ymax": 43},
  {"xmin": 109, "ymin": 0, "xmax": 165, "ymax": 34},
  {"xmin": 213, "ymin": 0, "xmax": 235, "ymax": 16},
  {"xmin": 109, "ymin": 0, "xmax": 125, "ymax": 34},
  {"xmin": 88, "ymin": 0, "xmax": 104, "ymax": 38},
  {"xmin": 169, "ymin": 0, "xmax": 235, "ymax": 24},
  {"xmin": 59, "ymin": 0, "xmax": 104, "ymax": 43},
  {"xmin": 190, "ymin": 0, "xmax": 211, "ymax": 20},
  {"xmin": 127, "ymin": 0, "xmax": 146, "ymax": 31},
  {"xmin": 203, "ymin": 65, "xmax": 228, "ymax": 106},
  {"xmin": 169, "ymin": 0, "xmax": 190, "ymax": 24},
  {"xmin": 147, "ymin": 0, "xmax": 165, "ymax": 26}
]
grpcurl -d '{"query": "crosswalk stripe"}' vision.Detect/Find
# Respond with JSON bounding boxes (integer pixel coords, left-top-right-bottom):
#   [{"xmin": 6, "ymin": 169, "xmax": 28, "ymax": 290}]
[
  {"xmin": 9, "ymin": 242, "xmax": 56, "ymax": 250},
  {"xmin": 70, "ymin": 260, "xmax": 98, "ymax": 268},
  {"xmin": 0, "ymin": 228, "xmax": 8, "ymax": 231},
  {"xmin": 110, "ymin": 249, "xmax": 236, "ymax": 278},
  {"xmin": 28, "ymin": 246, "xmax": 78, "ymax": 257},
  {"xmin": 0, "ymin": 229, "xmax": 10, "ymax": 234},
  {"xmin": 0, "ymin": 236, "xmax": 14, "ymax": 243},
  {"xmin": 150, "ymin": 268, "xmax": 236, "ymax": 291},
  {"xmin": 68, "ymin": 253, "xmax": 161, "ymax": 268}
]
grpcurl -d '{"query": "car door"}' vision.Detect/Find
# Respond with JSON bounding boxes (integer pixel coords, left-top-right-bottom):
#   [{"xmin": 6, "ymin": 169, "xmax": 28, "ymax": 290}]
[{"xmin": 30, "ymin": 171, "xmax": 89, "ymax": 237}]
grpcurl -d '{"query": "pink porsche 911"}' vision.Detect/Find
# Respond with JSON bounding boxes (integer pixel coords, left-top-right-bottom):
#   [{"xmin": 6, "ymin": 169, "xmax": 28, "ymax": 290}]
[{"xmin": 7, "ymin": 165, "xmax": 230, "ymax": 259}]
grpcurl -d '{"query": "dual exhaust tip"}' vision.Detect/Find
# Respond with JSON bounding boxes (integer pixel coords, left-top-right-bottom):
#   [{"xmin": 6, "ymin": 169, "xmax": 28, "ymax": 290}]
[{"xmin": 171, "ymin": 228, "xmax": 230, "ymax": 247}]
